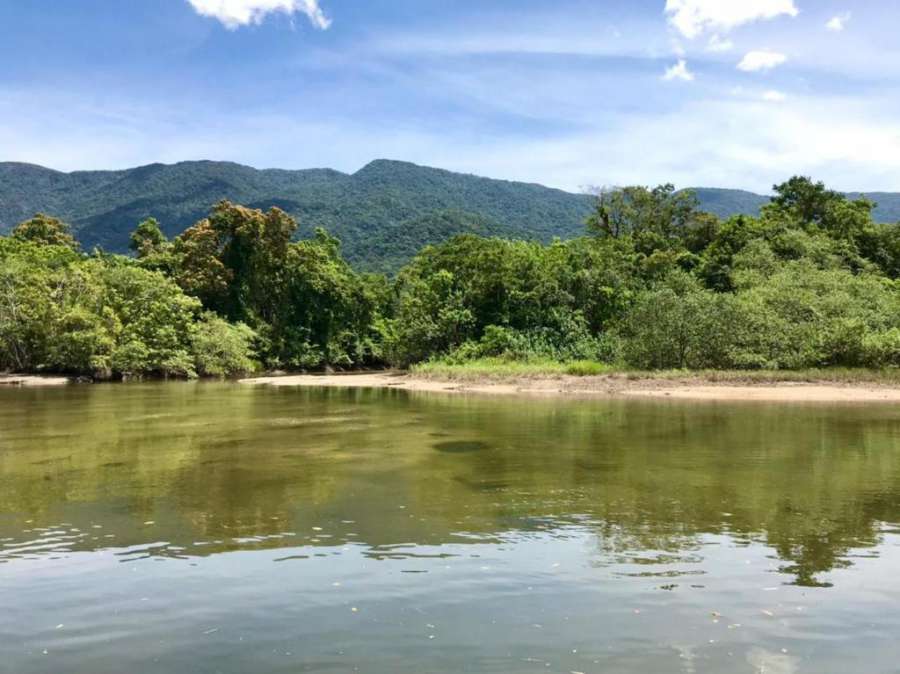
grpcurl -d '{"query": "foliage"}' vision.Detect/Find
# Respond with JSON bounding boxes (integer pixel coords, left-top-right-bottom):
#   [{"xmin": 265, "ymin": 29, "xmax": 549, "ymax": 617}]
[
  {"xmin": 0, "ymin": 160, "xmax": 595, "ymax": 273},
  {"xmin": 411, "ymin": 357, "xmax": 611, "ymax": 380},
  {"xmin": 4, "ymin": 175, "xmax": 900, "ymax": 378},
  {"xmin": 617, "ymin": 272, "xmax": 740, "ymax": 370},
  {"xmin": 586, "ymin": 184, "xmax": 701, "ymax": 240},
  {"xmin": 12, "ymin": 213, "xmax": 79, "ymax": 250},
  {"xmin": 192, "ymin": 313, "xmax": 258, "ymax": 377},
  {"xmin": 5, "ymin": 160, "xmax": 900, "ymax": 274},
  {"xmin": 386, "ymin": 235, "xmax": 629, "ymax": 366},
  {"xmin": 0, "ymin": 235, "xmax": 251, "ymax": 378}
]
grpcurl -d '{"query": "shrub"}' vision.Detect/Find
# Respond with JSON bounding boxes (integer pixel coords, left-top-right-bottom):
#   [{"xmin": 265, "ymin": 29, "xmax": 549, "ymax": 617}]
[
  {"xmin": 617, "ymin": 273, "xmax": 740, "ymax": 370},
  {"xmin": 191, "ymin": 313, "xmax": 258, "ymax": 377}
]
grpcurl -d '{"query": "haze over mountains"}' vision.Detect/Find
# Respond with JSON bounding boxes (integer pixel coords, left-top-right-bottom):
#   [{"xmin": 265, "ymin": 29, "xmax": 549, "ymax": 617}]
[{"xmin": 2, "ymin": 159, "xmax": 898, "ymax": 271}]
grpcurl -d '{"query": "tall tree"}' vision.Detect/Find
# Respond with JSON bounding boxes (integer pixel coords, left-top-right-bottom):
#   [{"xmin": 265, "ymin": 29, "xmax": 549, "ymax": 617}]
[
  {"xmin": 12, "ymin": 214, "xmax": 79, "ymax": 250},
  {"xmin": 130, "ymin": 218, "xmax": 168, "ymax": 258},
  {"xmin": 586, "ymin": 185, "xmax": 703, "ymax": 240},
  {"xmin": 173, "ymin": 201, "xmax": 295, "ymax": 321}
]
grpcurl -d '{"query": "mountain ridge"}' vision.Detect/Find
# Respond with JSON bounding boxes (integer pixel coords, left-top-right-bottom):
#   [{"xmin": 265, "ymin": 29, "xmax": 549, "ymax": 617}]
[{"xmin": 2, "ymin": 159, "xmax": 898, "ymax": 271}]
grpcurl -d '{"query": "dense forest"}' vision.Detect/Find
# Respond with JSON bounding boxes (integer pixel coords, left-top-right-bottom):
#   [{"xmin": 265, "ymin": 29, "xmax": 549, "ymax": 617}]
[
  {"xmin": 3, "ymin": 176, "xmax": 900, "ymax": 379},
  {"xmin": 4, "ymin": 159, "xmax": 900, "ymax": 274},
  {"xmin": 0, "ymin": 160, "xmax": 594, "ymax": 272}
]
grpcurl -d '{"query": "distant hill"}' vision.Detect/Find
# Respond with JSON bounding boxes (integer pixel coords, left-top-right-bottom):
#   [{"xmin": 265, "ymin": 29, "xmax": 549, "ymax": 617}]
[
  {"xmin": 691, "ymin": 188, "xmax": 770, "ymax": 219},
  {"xmin": 1, "ymin": 159, "xmax": 898, "ymax": 270},
  {"xmin": 0, "ymin": 160, "xmax": 593, "ymax": 271},
  {"xmin": 693, "ymin": 187, "xmax": 900, "ymax": 223}
]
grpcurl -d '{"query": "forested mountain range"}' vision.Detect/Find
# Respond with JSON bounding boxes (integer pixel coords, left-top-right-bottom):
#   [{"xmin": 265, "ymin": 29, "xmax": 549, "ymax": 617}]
[{"xmin": 2, "ymin": 159, "xmax": 898, "ymax": 271}]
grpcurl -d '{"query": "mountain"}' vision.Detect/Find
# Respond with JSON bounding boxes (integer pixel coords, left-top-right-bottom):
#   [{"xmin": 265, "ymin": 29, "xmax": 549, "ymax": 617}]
[
  {"xmin": 691, "ymin": 188, "xmax": 770, "ymax": 219},
  {"xmin": 0, "ymin": 159, "xmax": 593, "ymax": 271},
  {"xmin": 693, "ymin": 187, "xmax": 900, "ymax": 223},
  {"xmin": 1, "ymin": 159, "xmax": 898, "ymax": 271}
]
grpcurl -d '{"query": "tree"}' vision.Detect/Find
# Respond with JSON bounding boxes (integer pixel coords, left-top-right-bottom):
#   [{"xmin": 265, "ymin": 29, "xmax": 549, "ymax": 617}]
[
  {"xmin": 767, "ymin": 176, "xmax": 875, "ymax": 239},
  {"xmin": 172, "ymin": 217, "xmax": 232, "ymax": 311},
  {"xmin": 770, "ymin": 177, "xmax": 842, "ymax": 226},
  {"xmin": 12, "ymin": 214, "xmax": 79, "ymax": 250},
  {"xmin": 130, "ymin": 218, "xmax": 168, "ymax": 257},
  {"xmin": 586, "ymin": 184, "xmax": 703, "ymax": 240},
  {"xmin": 617, "ymin": 272, "xmax": 739, "ymax": 370},
  {"xmin": 191, "ymin": 313, "xmax": 257, "ymax": 377},
  {"xmin": 173, "ymin": 201, "xmax": 294, "ymax": 321}
]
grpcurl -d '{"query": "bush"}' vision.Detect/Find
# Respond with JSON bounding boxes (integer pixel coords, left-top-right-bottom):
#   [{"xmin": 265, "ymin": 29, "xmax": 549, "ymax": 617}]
[
  {"xmin": 617, "ymin": 273, "xmax": 740, "ymax": 369},
  {"xmin": 730, "ymin": 254, "xmax": 900, "ymax": 369},
  {"xmin": 862, "ymin": 329, "xmax": 900, "ymax": 368},
  {"xmin": 191, "ymin": 313, "xmax": 258, "ymax": 377}
]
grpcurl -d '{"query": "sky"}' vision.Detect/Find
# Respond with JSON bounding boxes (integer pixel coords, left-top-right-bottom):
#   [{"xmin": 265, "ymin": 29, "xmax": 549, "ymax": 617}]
[{"xmin": 1, "ymin": 0, "xmax": 899, "ymax": 193}]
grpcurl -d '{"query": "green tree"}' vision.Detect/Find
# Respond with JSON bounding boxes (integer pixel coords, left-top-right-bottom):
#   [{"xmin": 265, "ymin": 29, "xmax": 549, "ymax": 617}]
[
  {"xmin": 12, "ymin": 214, "xmax": 79, "ymax": 250},
  {"xmin": 130, "ymin": 217, "xmax": 167, "ymax": 255},
  {"xmin": 586, "ymin": 184, "xmax": 704, "ymax": 241},
  {"xmin": 766, "ymin": 176, "xmax": 875, "ymax": 240},
  {"xmin": 191, "ymin": 313, "xmax": 258, "ymax": 377},
  {"xmin": 617, "ymin": 272, "xmax": 739, "ymax": 369}
]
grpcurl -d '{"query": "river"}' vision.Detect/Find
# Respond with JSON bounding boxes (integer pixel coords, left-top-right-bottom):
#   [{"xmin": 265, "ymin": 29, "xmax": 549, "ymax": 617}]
[{"xmin": 1, "ymin": 383, "xmax": 899, "ymax": 673}]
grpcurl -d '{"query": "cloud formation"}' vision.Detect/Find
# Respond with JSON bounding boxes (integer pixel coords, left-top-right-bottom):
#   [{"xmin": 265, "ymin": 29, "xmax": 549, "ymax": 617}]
[
  {"xmin": 665, "ymin": 0, "xmax": 798, "ymax": 39},
  {"xmin": 706, "ymin": 34, "xmax": 734, "ymax": 52},
  {"xmin": 663, "ymin": 59, "xmax": 695, "ymax": 82},
  {"xmin": 826, "ymin": 12, "xmax": 851, "ymax": 32},
  {"xmin": 186, "ymin": 0, "xmax": 330, "ymax": 30},
  {"xmin": 738, "ymin": 49, "xmax": 787, "ymax": 72},
  {"xmin": 762, "ymin": 90, "xmax": 786, "ymax": 102}
]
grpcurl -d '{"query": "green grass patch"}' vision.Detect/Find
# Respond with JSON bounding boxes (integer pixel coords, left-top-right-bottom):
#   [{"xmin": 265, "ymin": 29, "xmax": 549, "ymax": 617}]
[
  {"xmin": 412, "ymin": 357, "xmax": 611, "ymax": 380},
  {"xmin": 564, "ymin": 360, "xmax": 615, "ymax": 376},
  {"xmin": 637, "ymin": 367, "xmax": 900, "ymax": 385},
  {"xmin": 410, "ymin": 360, "xmax": 900, "ymax": 385}
]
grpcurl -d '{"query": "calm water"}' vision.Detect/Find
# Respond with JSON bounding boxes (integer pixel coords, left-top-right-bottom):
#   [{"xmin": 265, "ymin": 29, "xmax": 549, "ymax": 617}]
[{"xmin": 2, "ymin": 383, "xmax": 900, "ymax": 674}]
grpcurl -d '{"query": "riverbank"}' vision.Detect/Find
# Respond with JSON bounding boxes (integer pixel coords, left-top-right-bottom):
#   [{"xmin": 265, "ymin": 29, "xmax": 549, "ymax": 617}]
[
  {"xmin": 240, "ymin": 369, "xmax": 900, "ymax": 402},
  {"xmin": 6, "ymin": 367, "xmax": 900, "ymax": 402},
  {"xmin": 0, "ymin": 374, "xmax": 70, "ymax": 387}
]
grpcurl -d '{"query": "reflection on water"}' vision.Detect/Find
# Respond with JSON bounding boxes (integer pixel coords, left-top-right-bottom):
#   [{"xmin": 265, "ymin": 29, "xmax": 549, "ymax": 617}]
[{"xmin": 1, "ymin": 383, "xmax": 900, "ymax": 673}]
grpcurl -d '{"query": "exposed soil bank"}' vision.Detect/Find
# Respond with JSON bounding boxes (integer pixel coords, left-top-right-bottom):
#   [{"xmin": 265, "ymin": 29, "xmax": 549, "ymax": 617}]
[
  {"xmin": 240, "ymin": 371, "xmax": 900, "ymax": 403},
  {"xmin": 0, "ymin": 374, "xmax": 71, "ymax": 387}
]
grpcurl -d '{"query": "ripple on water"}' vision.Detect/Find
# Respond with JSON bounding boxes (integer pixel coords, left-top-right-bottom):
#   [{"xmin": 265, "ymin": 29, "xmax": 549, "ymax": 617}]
[{"xmin": 433, "ymin": 440, "xmax": 491, "ymax": 454}]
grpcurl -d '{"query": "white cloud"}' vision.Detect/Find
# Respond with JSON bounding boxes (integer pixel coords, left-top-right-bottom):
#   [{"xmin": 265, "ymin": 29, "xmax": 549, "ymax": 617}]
[
  {"xmin": 186, "ymin": 0, "xmax": 331, "ymax": 30},
  {"xmin": 707, "ymin": 34, "xmax": 734, "ymax": 52},
  {"xmin": 663, "ymin": 59, "xmax": 695, "ymax": 81},
  {"xmin": 738, "ymin": 49, "xmax": 787, "ymax": 72},
  {"xmin": 762, "ymin": 90, "xmax": 786, "ymax": 102},
  {"xmin": 826, "ymin": 12, "xmax": 851, "ymax": 32},
  {"xmin": 665, "ymin": 0, "xmax": 798, "ymax": 40},
  {"xmin": 6, "ymin": 81, "xmax": 900, "ymax": 196}
]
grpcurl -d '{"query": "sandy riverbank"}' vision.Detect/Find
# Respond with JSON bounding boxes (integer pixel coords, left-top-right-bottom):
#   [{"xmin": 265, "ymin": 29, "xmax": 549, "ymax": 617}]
[
  {"xmin": 240, "ymin": 371, "xmax": 900, "ymax": 402},
  {"xmin": 0, "ymin": 374, "xmax": 71, "ymax": 387}
]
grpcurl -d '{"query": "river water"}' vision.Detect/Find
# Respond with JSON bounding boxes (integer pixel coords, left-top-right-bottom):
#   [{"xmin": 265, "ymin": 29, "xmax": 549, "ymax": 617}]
[{"xmin": 1, "ymin": 382, "xmax": 899, "ymax": 673}]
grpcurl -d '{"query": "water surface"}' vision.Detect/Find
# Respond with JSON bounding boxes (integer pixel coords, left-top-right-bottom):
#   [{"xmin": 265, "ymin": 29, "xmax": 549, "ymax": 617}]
[{"xmin": 2, "ymin": 383, "xmax": 900, "ymax": 673}]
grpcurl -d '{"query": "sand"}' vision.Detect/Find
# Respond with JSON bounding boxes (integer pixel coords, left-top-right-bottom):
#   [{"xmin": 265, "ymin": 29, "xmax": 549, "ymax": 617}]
[
  {"xmin": 0, "ymin": 374, "xmax": 71, "ymax": 387},
  {"xmin": 240, "ymin": 372, "xmax": 900, "ymax": 403}
]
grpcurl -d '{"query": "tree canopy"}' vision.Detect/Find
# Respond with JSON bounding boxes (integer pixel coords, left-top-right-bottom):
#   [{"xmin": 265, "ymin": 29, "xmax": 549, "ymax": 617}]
[{"xmin": 3, "ymin": 176, "xmax": 900, "ymax": 378}]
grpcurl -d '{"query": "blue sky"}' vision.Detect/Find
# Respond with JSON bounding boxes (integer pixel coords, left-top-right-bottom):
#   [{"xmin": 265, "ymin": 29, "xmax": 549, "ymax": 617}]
[{"xmin": 1, "ymin": 0, "xmax": 899, "ymax": 192}]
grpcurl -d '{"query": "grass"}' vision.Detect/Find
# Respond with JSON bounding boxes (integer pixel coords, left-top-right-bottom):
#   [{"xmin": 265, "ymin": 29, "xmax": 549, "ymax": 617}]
[
  {"xmin": 624, "ymin": 367, "xmax": 900, "ymax": 385},
  {"xmin": 411, "ymin": 357, "xmax": 613, "ymax": 380},
  {"xmin": 410, "ymin": 358, "xmax": 900, "ymax": 385}
]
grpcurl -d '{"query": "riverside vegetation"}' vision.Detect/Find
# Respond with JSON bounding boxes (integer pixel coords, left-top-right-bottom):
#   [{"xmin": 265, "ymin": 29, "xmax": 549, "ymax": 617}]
[{"xmin": 4, "ymin": 176, "xmax": 900, "ymax": 380}]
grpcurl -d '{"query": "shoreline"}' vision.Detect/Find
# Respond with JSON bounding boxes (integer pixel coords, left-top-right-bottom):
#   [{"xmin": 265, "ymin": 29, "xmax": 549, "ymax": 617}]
[
  {"xmin": 0, "ymin": 374, "xmax": 71, "ymax": 387},
  {"xmin": 6, "ymin": 370, "xmax": 900, "ymax": 402},
  {"xmin": 239, "ymin": 371, "xmax": 900, "ymax": 403}
]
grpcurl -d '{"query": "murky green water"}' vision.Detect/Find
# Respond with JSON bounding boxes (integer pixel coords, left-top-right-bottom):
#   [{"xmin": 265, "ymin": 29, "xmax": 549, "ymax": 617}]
[{"xmin": 2, "ymin": 383, "xmax": 900, "ymax": 673}]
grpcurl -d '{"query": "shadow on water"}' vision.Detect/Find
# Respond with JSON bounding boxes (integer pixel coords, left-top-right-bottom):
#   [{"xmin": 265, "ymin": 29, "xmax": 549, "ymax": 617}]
[{"xmin": 433, "ymin": 440, "xmax": 491, "ymax": 453}]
